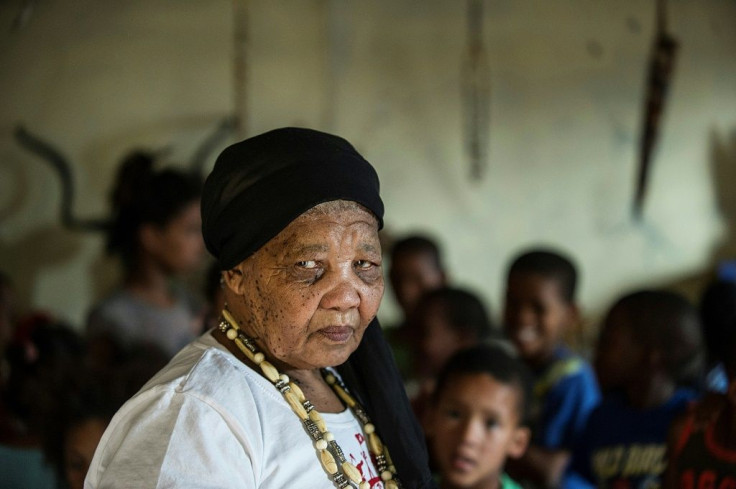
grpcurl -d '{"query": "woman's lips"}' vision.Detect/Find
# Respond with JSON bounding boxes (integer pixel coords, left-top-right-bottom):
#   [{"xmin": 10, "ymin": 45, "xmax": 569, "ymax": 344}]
[{"xmin": 318, "ymin": 326, "xmax": 353, "ymax": 343}]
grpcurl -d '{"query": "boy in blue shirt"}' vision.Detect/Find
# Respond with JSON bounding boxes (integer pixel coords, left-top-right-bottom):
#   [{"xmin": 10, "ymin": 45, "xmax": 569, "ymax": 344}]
[
  {"xmin": 569, "ymin": 290, "xmax": 703, "ymax": 489},
  {"xmin": 503, "ymin": 249, "xmax": 600, "ymax": 488}
]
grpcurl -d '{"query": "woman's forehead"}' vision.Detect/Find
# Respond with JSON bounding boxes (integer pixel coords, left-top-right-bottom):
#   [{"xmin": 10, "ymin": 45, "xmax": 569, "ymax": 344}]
[{"xmin": 267, "ymin": 206, "xmax": 379, "ymax": 252}]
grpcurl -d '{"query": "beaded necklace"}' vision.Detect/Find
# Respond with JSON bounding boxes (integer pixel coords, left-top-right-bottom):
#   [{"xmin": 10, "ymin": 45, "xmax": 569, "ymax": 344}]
[{"xmin": 219, "ymin": 309, "xmax": 402, "ymax": 489}]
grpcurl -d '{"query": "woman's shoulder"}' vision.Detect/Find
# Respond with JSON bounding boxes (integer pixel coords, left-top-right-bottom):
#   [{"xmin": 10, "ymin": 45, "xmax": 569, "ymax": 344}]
[{"xmin": 137, "ymin": 333, "xmax": 281, "ymax": 406}]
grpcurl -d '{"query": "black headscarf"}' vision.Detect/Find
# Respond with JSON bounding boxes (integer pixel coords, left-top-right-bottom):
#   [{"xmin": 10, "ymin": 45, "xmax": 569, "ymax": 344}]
[
  {"xmin": 202, "ymin": 127, "xmax": 436, "ymax": 489},
  {"xmin": 202, "ymin": 127, "xmax": 384, "ymax": 270}
]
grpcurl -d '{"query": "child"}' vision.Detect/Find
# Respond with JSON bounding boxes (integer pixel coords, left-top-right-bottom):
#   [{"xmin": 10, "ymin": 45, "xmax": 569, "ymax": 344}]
[
  {"xmin": 569, "ymin": 289, "xmax": 704, "ymax": 489},
  {"xmin": 413, "ymin": 286, "xmax": 498, "ymax": 382},
  {"xmin": 698, "ymin": 280, "xmax": 736, "ymax": 393},
  {"xmin": 389, "ymin": 234, "xmax": 448, "ymax": 321},
  {"xmin": 86, "ymin": 151, "xmax": 206, "ymax": 358},
  {"xmin": 663, "ymin": 287, "xmax": 736, "ymax": 489},
  {"xmin": 409, "ymin": 286, "xmax": 500, "ymax": 423},
  {"xmin": 502, "ymin": 249, "xmax": 600, "ymax": 489},
  {"xmin": 428, "ymin": 344, "xmax": 532, "ymax": 489},
  {"xmin": 1, "ymin": 316, "xmax": 85, "ymax": 489},
  {"xmin": 387, "ymin": 234, "xmax": 449, "ymax": 380}
]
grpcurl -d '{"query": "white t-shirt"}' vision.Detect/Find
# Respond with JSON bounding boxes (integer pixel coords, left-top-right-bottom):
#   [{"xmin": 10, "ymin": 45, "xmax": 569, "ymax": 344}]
[
  {"xmin": 85, "ymin": 332, "xmax": 385, "ymax": 488},
  {"xmin": 86, "ymin": 288, "xmax": 202, "ymax": 357}
]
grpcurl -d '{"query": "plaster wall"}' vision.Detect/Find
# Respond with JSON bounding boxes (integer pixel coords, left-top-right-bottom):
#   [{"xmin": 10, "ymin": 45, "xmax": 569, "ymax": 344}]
[{"xmin": 1, "ymin": 1, "xmax": 735, "ymax": 342}]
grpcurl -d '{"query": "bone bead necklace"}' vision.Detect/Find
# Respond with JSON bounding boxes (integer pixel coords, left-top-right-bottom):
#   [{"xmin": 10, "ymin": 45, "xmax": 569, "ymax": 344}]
[{"xmin": 219, "ymin": 309, "xmax": 401, "ymax": 489}]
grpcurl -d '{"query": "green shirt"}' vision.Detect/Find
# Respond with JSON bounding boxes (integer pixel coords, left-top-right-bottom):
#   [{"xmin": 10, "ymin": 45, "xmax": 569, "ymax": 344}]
[
  {"xmin": 501, "ymin": 472, "xmax": 523, "ymax": 489},
  {"xmin": 435, "ymin": 472, "xmax": 523, "ymax": 489}
]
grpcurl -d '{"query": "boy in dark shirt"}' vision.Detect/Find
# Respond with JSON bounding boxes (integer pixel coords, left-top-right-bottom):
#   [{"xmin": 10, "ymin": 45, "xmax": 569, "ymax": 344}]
[{"xmin": 569, "ymin": 289, "xmax": 703, "ymax": 489}]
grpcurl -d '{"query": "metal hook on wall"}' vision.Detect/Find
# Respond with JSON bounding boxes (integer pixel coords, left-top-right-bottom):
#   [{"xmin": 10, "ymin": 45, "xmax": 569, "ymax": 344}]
[
  {"xmin": 633, "ymin": 0, "xmax": 679, "ymax": 220},
  {"xmin": 14, "ymin": 125, "xmax": 111, "ymax": 232}
]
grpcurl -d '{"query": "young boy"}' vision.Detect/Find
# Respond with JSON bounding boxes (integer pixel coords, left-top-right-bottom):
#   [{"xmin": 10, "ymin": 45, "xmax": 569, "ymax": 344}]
[
  {"xmin": 389, "ymin": 234, "xmax": 448, "ymax": 321},
  {"xmin": 569, "ymin": 289, "xmax": 704, "ymax": 489},
  {"xmin": 387, "ymin": 234, "xmax": 448, "ymax": 381},
  {"xmin": 428, "ymin": 345, "xmax": 532, "ymax": 489},
  {"xmin": 663, "ymin": 286, "xmax": 736, "ymax": 489},
  {"xmin": 409, "ymin": 286, "xmax": 499, "ymax": 426},
  {"xmin": 698, "ymin": 280, "xmax": 736, "ymax": 393},
  {"xmin": 502, "ymin": 249, "xmax": 600, "ymax": 488}
]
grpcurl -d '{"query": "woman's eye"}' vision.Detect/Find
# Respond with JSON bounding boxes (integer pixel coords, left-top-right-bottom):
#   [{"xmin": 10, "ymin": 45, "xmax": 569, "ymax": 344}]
[
  {"xmin": 297, "ymin": 260, "xmax": 318, "ymax": 269},
  {"xmin": 485, "ymin": 418, "xmax": 498, "ymax": 429},
  {"xmin": 355, "ymin": 260, "xmax": 374, "ymax": 270}
]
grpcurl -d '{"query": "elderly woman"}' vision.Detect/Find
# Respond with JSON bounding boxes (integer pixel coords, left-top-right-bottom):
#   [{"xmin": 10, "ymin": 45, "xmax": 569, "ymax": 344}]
[{"xmin": 85, "ymin": 128, "xmax": 434, "ymax": 489}]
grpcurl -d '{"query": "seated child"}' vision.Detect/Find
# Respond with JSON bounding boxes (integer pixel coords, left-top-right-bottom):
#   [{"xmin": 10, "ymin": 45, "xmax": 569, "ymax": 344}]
[
  {"xmin": 428, "ymin": 344, "xmax": 532, "ymax": 489},
  {"xmin": 389, "ymin": 234, "xmax": 449, "ymax": 323},
  {"xmin": 698, "ymin": 280, "xmax": 736, "ymax": 393},
  {"xmin": 663, "ymin": 289, "xmax": 736, "ymax": 489},
  {"xmin": 568, "ymin": 289, "xmax": 704, "ymax": 489},
  {"xmin": 409, "ymin": 286, "xmax": 500, "ymax": 422},
  {"xmin": 386, "ymin": 234, "xmax": 449, "ymax": 380},
  {"xmin": 502, "ymin": 249, "xmax": 600, "ymax": 488},
  {"xmin": 1, "ymin": 315, "xmax": 85, "ymax": 489}
]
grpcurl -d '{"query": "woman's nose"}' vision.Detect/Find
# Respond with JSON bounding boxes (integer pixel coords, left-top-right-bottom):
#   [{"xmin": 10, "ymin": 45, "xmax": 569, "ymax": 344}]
[{"xmin": 320, "ymin": 272, "xmax": 361, "ymax": 311}]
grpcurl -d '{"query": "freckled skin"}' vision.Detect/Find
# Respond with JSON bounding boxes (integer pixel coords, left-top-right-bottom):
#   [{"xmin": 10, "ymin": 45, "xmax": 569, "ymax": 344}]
[{"xmin": 223, "ymin": 204, "xmax": 384, "ymax": 373}]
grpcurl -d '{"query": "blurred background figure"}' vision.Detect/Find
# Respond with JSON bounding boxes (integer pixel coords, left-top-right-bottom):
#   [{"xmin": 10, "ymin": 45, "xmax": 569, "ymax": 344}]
[
  {"xmin": 503, "ymin": 249, "xmax": 600, "ymax": 489},
  {"xmin": 409, "ymin": 286, "xmax": 500, "ymax": 425},
  {"xmin": 569, "ymin": 289, "xmax": 704, "ymax": 489},
  {"xmin": 698, "ymin": 280, "xmax": 736, "ymax": 393},
  {"xmin": 86, "ymin": 151, "xmax": 206, "ymax": 359},
  {"xmin": 663, "ymin": 286, "xmax": 736, "ymax": 489},
  {"xmin": 44, "ymin": 340, "xmax": 168, "ymax": 489},
  {"xmin": 387, "ymin": 234, "xmax": 448, "ymax": 381},
  {"xmin": 0, "ymin": 315, "xmax": 84, "ymax": 489}
]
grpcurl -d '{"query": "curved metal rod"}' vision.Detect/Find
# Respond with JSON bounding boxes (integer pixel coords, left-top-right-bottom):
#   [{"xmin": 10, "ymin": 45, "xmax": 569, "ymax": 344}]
[
  {"xmin": 189, "ymin": 115, "xmax": 238, "ymax": 177},
  {"xmin": 14, "ymin": 125, "xmax": 110, "ymax": 232}
]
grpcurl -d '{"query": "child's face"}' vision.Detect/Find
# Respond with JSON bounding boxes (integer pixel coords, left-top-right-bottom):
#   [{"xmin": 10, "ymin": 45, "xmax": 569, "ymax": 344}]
[
  {"xmin": 594, "ymin": 307, "xmax": 645, "ymax": 391},
  {"xmin": 143, "ymin": 200, "xmax": 205, "ymax": 275},
  {"xmin": 503, "ymin": 272, "xmax": 574, "ymax": 367},
  {"xmin": 389, "ymin": 251, "xmax": 445, "ymax": 317},
  {"xmin": 64, "ymin": 417, "xmax": 108, "ymax": 489},
  {"xmin": 430, "ymin": 372, "xmax": 530, "ymax": 489},
  {"xmin": 417, "ymin": 303, "xmax": 475, "ymax": 377}
]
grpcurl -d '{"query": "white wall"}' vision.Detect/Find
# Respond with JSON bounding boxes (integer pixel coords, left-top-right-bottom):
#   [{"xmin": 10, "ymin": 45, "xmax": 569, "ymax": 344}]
[{"xmin": 1, "ymin": 1, "xmax": 735, "ymax": 341}]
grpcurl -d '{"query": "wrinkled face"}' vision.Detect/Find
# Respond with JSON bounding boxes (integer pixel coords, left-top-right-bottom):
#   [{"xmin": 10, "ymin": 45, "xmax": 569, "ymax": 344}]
[
  {"xmin": 224, "ymin": 203, "xmax": 384, "ymax": 370},
  {"xmin": 65, "ymin": 417, "xmax": 108, "ymax": 489},
  {"xmin": 594, "ymin": 307, "xmax": 644, "ymax": 392},
  {"xmin": 431, "ymin": 373, "xmax": 529, "ymax": 489},
  {"xmin": 503, "ymin": 272, "xmax": 573, "ymax": 368},
  {"xmin": 389, "ymin": 251, "xmax": 445, "ymax": 317},
  {"xmin": 146, "ymin": 200, "xmax": 205, "ymax": 274}
]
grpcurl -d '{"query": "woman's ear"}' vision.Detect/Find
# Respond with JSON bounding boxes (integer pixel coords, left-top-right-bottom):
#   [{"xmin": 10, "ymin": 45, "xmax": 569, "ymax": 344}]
[
  {"xmin": 507, "ymin": 426, "xmax": 531, "ymax": 459},
  {"xmin": 222, "ymin": 264, "xmax": 247, "ymax": 296}
]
